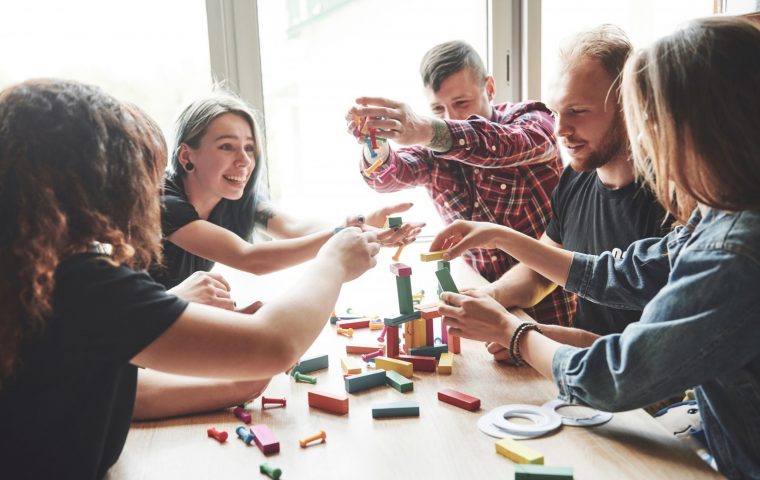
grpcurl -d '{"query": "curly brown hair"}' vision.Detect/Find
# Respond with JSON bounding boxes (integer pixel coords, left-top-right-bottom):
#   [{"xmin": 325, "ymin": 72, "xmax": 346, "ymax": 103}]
[{"xmin": 0, "ymin": 79, "xmax": 167, "ymax": 381}]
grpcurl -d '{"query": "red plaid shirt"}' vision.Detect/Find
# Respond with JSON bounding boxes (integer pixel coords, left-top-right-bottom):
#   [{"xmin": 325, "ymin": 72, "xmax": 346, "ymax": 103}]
[{"xmin": 362, "ymin": 101, "xmax": 576, "ymax": 326}]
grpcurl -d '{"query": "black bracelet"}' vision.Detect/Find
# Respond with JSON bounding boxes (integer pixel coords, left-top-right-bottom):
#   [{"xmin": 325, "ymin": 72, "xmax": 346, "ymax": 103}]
[{"xmin": 508, "ymin": 322, "xmax": 542, "ymax": 367}]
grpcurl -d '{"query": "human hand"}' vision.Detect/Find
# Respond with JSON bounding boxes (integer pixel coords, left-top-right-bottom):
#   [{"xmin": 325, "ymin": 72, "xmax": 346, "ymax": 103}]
[
  {"xmin": 350, "ymin": 97, "xmax": 434, "ymax": 147},
  {"xmin": 168, "ymin": 271, "xmax": 235, "ymax": 310},
  {"xmin": 362, "ymin": 202, "xmax": 425, "ymax": 246},
  {"xmin": 236, "ymin": 300, "xmax": 264, "ymax": 315},
  {"xmin": 319, "ymin": 228, "xmax": 380, "ymax": 281},
  {"xmin": 485, "ymin": 342, "xmax": 517, "ymax": 364},
  {"xmin": 429, "ymin": 220, "xmax": 509, "ymax": 260},
  {"xmin": 438, "ymin": 289, "xmax": 521, "ymax": 344}
]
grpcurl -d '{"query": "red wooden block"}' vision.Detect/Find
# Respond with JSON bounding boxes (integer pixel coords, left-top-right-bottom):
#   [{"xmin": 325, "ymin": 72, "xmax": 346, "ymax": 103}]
[
  {"xmin": 386, "ymin": 325, "xmax": 400, "ymax": 358},
  {"xmin": 336, "ymin": 318, "xmax": 370, "ymax": 329},
  {"xmin": 346, "ymin": 343, "xmax": 383, "ymax": 354},
  {"xmin": 308, "ymin": 390, "xmax": 349, "ymax": 415},
  {"xmin": 438, "ymin": 388, "xmax": 481, "ymax": 411},
  {"xmin": 417, "ymin": 305, "xmax": 441, "ymax": 320},
  {"xmin": 250, "ymin": 424, "xmax": 280, "ymax": 455},
  {"xmin": 425, "ymin": 317, "xmax": 434, "ymax": 346},
  {"xmin": 450, "ymin": 334, "xmax": 461, "ymax": 354},
  {"xmin": 398, "ymin": 354, "xmax": 437, "ymax": 372},
  {"xmin": 389, "ymin": 263, "xmax": 412, "ymax": 277}
]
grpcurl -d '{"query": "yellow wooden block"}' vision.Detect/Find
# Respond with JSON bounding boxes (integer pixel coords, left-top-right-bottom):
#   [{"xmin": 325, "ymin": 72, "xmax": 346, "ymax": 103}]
[
  {"xmin": 495, "ymin": 438, "xmax": 544, "ymax": 464},
  {"xmin": 420, "ymin": 250, "xmax": 446, "ymax": 262},
  {"xmin": 412, "ymin": 318, "xmax": 427, "ymax": 348},
  {"xmin": 437, "ymin": 352, "xmax": 453, "ymax": 374},
  {"xmin": 369, "ymin": 322, "xmax": 384, "ymax": 331},
  {"xmin": 340, "ymin": 357, "xmax": 363, "ymax": 375},
  {"xmin": 375, "ymin": 356, "xmax": 413, "ymax": 378}
]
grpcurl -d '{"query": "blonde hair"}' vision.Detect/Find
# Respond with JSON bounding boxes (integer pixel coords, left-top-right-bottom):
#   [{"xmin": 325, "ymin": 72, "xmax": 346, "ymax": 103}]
[
  {"xmin": 622, "ymin": 16, "xmax": 760, "ymax": 223},
  {"xmin": 559, "ymin": 24, "xmax": 633, "ymax": 85}
]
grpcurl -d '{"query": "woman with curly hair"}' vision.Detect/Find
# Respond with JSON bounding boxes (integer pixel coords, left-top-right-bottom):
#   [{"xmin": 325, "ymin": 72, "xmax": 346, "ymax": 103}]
[{"xmin": 0, "ymin": 79, "xmax": 379, "ymax": 479}]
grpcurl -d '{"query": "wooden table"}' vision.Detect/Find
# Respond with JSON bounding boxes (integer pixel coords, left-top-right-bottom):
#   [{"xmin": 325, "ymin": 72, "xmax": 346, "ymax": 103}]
[{"xmin": 108, "ymin": 243, "xmax": 721, "ymax": 479}]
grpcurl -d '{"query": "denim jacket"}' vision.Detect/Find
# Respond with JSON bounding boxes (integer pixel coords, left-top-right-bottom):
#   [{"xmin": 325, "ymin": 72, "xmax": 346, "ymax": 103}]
[{"xmin": 553, "ymin": 208, "xmax": 760, "ymax": 479}]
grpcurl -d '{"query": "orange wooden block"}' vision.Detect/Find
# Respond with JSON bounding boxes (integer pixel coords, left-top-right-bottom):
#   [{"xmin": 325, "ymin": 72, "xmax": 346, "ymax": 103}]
[
  {"xmin": 417, "ymin": 304, "xmax": 441, "ymax": 320},
  {"xmin": 450, "ymin": 334, "xmax": 461, "ymax": 354},
  {"xmin": 346, "ymin": 343, "xmax": 383, "ymax": 354},
  {"xmin": 308, "ymin": 391, "xmax": 349, "ymax": 415}
]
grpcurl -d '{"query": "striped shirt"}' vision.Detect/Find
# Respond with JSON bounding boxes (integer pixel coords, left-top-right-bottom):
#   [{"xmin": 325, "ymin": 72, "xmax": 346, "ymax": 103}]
[{"xmin": 362, "ymin": 101, "xmax": 576, "ymax": 326}]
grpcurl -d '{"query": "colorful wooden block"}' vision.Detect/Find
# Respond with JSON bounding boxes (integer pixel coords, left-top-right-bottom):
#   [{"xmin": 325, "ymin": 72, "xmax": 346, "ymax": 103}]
[
  {"xmin": 291, "ymin": 353, "xmax": 328, "ymax": 374},
  {"xmin": 340, "ymin": 357, "xmax": 363, "ymax": 375},
  {"xmin": 385, "ymin": 370, "xmax": 414, "ymax": 393},
  {"xmin": 387, "ymin": 216, "xmax": 403, "ymax": 228},
  {"xmin": 386, "ymin": 326, "xmax": 400, "ymax": 357},
  {"xmin": 450, "ymin": 334, "xmax": 461, "ymax": 354},
  {"xmin": 384, "ymin": 311, "xmax": 421, "ymax": 327},
  {"xmin": 308, "ymin": 390, "xmax": 349, "ymax": 415},
  {"xmin": 346, "ymin": 343, "xmax": 383, "ymax": 354},
  {"xmin": 436, "ymin": 268, "xmax": 459, "ymax": 294},
  {"xmin": 368, "ymin": 321, "xmax": 384, "ymax": 331},
  {"xmin": 344, "ymin": 369, "xmax": 387, "ymax": 393},
  {"xmin": 514, "ymin": 465, "xmax": 574, "ymax": 479},
  {"xmin": 409, "ymin": 344, "xmax": 448, "ymax": 360},
  {"xmin": 375, "ymin": 356, "xmax": 413, "ymax": 378},
  {"xmin": 495, "ymin": 438, "xmax": 544, "ymax": 464},
  {"xmin": 396, "ymin": 275, "xmax": 414, "ymax": 314},
  {"xmin": 436, "ymin": 260, "xmax": 450, "ymax": 270},
  {"xmin": 437, "ymin": 352, "xmax": 454, "ymax": 374},
  {"xmin": 438, "ymin": 388, "xmax": 481, "ymax": 411},
  {"xmin": 420, "ymin": 250, "xmax": 446, "ymax": 262},
  {"xmin": 411, "ymin": 317, "xmax": 427, "ymax": 348},
  {"xmin": 250, "ymin": 424, "xmax": 280, "ymax": 455},
  {"xmin": 372, "ymin": 401, "xmax": 419, "ymax": 418},
  {"xmin": 425, "ymin": 317, "xmax": 435, "ymax": 345},
  {"xmin": 398, "ymin": 354, "xmax": 437, "ymax": 372},
  {"xmin": 417, "ymin": 304, "xmax": 441, "ymax": 320},
  {"xmin": 389, "ymin": 262, "xmax": 412, "ymax": 277},
  {"xmin": 336, "ymin": 318, "xmax": 370, "ymax": 329}
]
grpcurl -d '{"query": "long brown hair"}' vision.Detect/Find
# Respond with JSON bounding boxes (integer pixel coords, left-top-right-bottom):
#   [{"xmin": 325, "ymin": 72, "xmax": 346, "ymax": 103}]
[
  {"xmin": 622, "ymin": 16, "xmax": 760, "ymax": 223},
  {"xmin": 0, "ymin": 79, "xmax": 167, "ymax": 381}
]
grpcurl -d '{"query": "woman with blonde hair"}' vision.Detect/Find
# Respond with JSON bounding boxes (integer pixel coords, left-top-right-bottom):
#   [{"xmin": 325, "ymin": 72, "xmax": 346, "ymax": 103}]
[{"xmin": 429, "ymin": 17, "xmax": 760, "ymax": 477}]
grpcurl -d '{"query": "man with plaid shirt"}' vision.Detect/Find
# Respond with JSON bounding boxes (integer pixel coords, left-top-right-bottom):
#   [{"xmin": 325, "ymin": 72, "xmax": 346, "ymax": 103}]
[{"xmin": 348, "ymin": 40, "xmax": 575, "ymax": 327}]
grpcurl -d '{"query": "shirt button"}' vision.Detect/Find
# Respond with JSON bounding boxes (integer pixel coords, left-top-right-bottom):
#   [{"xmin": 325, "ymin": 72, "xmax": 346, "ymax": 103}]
[
  {"xmin": 500, "ymin": 184, "xmax": 507, "ymax": 190},
  {"xmin": 474, "ymin": 168, "xmax": 480, "ymax": 174},
  {"xmin": 491, "ymin": 145, "xmax": 496, "ymax": 151},
  {"xmin": 491, "ymin": 255, "xmax": 498, "ymax": 262},
  {"xmin": 458, "ymin": 139, "xmax": 466, "ymax": 146},
  {"xmin": 474, "ymin": 202, "xmax": 479, "ymax": 208},
  {"xmin": 444, "ymin": 201, "xmax": 450, "ymax": 208}
]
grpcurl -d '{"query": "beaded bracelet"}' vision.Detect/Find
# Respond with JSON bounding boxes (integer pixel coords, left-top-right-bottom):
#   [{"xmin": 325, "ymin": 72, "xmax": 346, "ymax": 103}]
[{"xmin": 508, "ymin": 322, "xmax": 543, "ymax": 367}]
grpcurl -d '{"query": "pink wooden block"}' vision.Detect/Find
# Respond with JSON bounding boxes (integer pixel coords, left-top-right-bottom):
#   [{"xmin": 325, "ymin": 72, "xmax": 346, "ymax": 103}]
[
  {"xmin": 250, "ymin": 424, "xmax": 280, "ymax": 455},
  {"xmin": 389, "ymin": 263, "xmax": 412, "ymax": 277}
]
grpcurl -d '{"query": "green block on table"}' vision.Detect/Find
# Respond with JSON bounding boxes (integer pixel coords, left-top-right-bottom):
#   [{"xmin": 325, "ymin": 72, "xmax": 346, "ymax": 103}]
[
  {"xmin": 514, "ymin": 464, "xmax": 574, "ymax": 479},
  {"xmin": 387, "ymin": 216, "xmax": 402, "ymax": 228},
  {"xmin": 396, "ymin": 275, "xmax": 414, "ymax": 314},
  {"xmin": 344, "ymin": 369, "xmax": 387, "ymax": 393},
  {"xmin": 409, "ymin": 344, "xmax": 448, "ymax": 359},
  {"xmin": 372, "ymin": 400, "xmax": 419, "ymax": 418},
  {"xmin": 435, "ymin": 268, "xmax": 459, "ymax": 294},
  {"xmin": 385, "ymin": 370, "xmax": 414, "ymax": 393},
  {"xmin": 291, "ymin": 353, "xmax": 328, "ymax": 374}
]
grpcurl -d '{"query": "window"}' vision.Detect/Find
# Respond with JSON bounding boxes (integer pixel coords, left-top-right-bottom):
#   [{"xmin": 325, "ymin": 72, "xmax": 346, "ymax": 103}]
[
  {"xmin": 0, "ymin": 0, "xmax": 212, "ymax": 138},
  {"xmin": 256, "ymin": 0, "xmax": 488, "ymax": 234},
  {"xmin": 540, "ymin": 0, "xmax": 715, "ymax": 100}
]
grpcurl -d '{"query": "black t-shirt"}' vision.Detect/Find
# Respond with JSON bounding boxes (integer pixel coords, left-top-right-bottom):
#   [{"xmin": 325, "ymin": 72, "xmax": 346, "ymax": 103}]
[
  {"xmin": 545, "ymin": 166, "xmax": 671, "ymax": 335},
  {"xmin": 151, "ymin": 177, "xmax": 225, "ymax": 289},
  {"xmin": 0, "ymin": 253, "xmax": 188, "ymax": 480}
]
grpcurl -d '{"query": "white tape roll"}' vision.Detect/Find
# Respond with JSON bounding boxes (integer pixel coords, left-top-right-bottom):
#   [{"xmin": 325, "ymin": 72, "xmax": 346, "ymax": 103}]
[
  {"xmin": 478, "ymin": 404, "xmax": 561, "ymax": 439},
  {"xmin": 542, "ymin": 399, "xmax": 613, "ymax": 427}
]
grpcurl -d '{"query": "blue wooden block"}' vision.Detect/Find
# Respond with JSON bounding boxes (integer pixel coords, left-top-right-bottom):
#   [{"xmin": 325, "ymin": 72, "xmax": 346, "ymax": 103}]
[
  {"xmin": 372, "ymin": 401, "xmax": 419, "ymax": 418},
  {"xmin": 344, "ymin": 369, "xmax": 387, "ymax": 393},
  {"xmin": 383, "ymin": 311, "xmax": 421, "ymax": 327},
  {"xmin": 514, "ymin": 465, "xmax": 574, "ymax": 479},
  {"xmin": 409, "ymin": 344, "xmax": 448, "ymax": 360},
  {"xmin": 291, "ymin": 353, "xmax": 328, "ymax": 375}
]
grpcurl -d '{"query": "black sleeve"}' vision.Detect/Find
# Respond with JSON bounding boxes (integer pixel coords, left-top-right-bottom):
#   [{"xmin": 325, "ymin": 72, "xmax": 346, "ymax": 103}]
[
  {"xmin": 59, "ymin": 256, "xmax": 189, "ymax": 365},
  {"xmin": 161, "ymin": 193, "xmax": 200, "ymax": 237}
]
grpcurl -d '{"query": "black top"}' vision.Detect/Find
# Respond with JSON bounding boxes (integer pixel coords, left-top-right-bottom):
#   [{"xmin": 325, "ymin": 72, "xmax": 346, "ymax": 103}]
[
  {"xmin": 0, "ymin": 253, "xmax": 187, "ymax": 480},
  {"xmin": 152, "ymin": 177, "xmax": 227, "ymax": 289},
  {"xmin": 545, "ymin": 166, "xmax": 671, "ymax": 335}
]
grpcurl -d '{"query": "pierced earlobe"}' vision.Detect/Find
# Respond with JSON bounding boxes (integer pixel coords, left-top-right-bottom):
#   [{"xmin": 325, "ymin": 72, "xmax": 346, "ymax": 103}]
[{"xmin": 184, "ymin": 162, "xmax": 194, "ymax": 172}]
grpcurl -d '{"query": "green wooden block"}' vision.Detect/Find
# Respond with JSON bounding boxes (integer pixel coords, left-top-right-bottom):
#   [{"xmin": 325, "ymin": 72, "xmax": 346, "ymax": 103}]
[
  {"xmin": 435, "ymin": 268, "xmax": 459, "ymax": 294},
  {"xmin": 344, "ymin": 369, "xmax": 387, "ymax": 393},
  {"xmin": 436, "ymin": 260, "xmax": 450, "ymax": 270},
  {"xmin": 409, "ymin": 344, "xmax": 448, "ymax": 359},
  {"xmin": 396, "ymin": 275, "xmax": 414, "ymax": 314},
  {"xmin": 372, "ymin": 400, "xmax": 419, "ymax": 418},
  {"xmin": 383, "ymin": 311, "xmax": 421, "ymax": 327},
  {"xmin": 387, "ymin": 216, "xmax": 402, "ymax": 228},
  {"xmin": 514, "ymin": 464, "xmax": 574, "ymax": 479},
  {"xmin": 385, "ymin": 370, "xmax": 414, "ymax": 393},
  {"xmin": 291, "ymin": 353, "xmax": 329, "ymax": 374}
]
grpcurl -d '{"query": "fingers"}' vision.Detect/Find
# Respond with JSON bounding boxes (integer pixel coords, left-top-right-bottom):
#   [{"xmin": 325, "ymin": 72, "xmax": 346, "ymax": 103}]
[
  {"xmin": 486, "ymin": 342, "xmax": 508, "ymax": 355},
  {"xmin": 206, "ymin": 272, "xmax": 231, "ymax": 292},
  {"xmin": 237, "ymin": 300, "xmax": 264, "ymax": 315},
  {"xmin": 382, "ymin": 202, "xmax": 414, "ymax": 215},
  {"xmin": 355, "ymin": 97, "xmax": 402, "ymax": 109},
  {"xmin": 212, "ymin": 295, "xmax": 236, "ymax": 311}
]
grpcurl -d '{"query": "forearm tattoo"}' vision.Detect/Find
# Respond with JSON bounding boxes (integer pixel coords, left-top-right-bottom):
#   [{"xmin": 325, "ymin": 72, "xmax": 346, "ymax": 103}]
[
  {"xmin": 428, "ymin": 118, "xmax": 453, "ymax": 153},
  {"xmin": 255, "ymin": 203, "xmax": 276, "ymax": 228}
]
